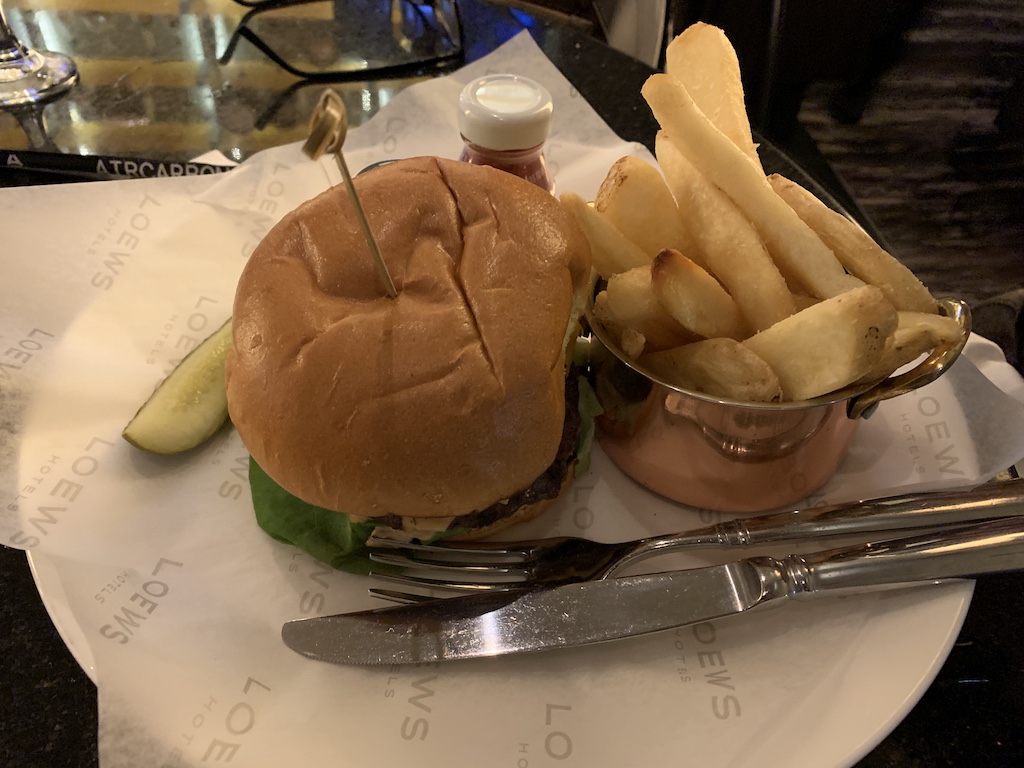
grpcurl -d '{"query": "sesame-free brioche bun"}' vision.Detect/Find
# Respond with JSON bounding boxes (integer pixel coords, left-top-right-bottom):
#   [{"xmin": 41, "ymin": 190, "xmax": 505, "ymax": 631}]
[{"xmin": 225, "ymin": 156, "xmax": 592, "ymax": 525}]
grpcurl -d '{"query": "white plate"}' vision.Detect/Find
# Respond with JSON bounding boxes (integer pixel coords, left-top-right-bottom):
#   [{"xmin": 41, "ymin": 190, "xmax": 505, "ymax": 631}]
[
  {"xmin": 28, "ymin": 550, "xmax": 98, "ymax": 683},
  {"xmin": 25, "ymin": 443, "xmax": 974, "ymax": 768}
]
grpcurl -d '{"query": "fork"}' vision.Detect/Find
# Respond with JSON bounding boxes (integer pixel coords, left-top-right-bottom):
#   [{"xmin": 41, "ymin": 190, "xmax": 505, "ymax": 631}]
[{"xmin": 366, "ymin": 479, "xmax": 1024, "ymax": 601}]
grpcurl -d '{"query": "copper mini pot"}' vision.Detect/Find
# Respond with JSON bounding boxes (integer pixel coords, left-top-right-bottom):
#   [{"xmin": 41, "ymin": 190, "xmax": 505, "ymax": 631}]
[{"xmin": 587, "ymin": 297, "xmax": 971, "ymax": 513}]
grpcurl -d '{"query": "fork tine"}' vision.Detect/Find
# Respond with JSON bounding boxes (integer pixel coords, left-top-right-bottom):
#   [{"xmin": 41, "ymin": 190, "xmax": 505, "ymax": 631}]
[
  {"xmin": 367, "ymin": 550, "xmax": 529, "ymax": 576},
  {"xmin": 369, "ymin": 569, "xmax": 523, "ymax": 592},
  {"xmin": 368, "ymin": 581, "xmax": 517, "ymax": 604},
  {"xmin": 367, "ymin": 587, "xmax": 438, "ymax": 605},
  {"xmin": 367, "ymin": 534, "xmax": 531, "ymax": 562}
]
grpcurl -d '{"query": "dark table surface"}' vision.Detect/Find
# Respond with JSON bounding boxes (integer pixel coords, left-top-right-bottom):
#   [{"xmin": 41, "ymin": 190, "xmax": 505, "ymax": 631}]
[{"xmin": 2, "ymin": 1, "xmax": 1023, "ymax": 766}]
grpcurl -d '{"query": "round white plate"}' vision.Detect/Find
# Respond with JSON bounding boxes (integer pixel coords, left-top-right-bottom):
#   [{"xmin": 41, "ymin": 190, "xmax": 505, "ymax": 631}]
[{"xmin": 26, "ymin": 448, "xmax": 974, "ymax": 768}]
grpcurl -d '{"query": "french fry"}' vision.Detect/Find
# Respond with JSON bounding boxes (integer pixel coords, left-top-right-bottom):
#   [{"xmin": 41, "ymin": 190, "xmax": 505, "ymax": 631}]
[
  {"xmin": 655, "ymin": 133, "xmax": 795, "ymax": 331},
  {"xmin": 595, "ymin": 156, "xmax": 703, "ymax": 267},
  {"xmin": 642, "ymin": 338, "xmax": 782, "ymax": 402},
  {"xmin": 863, "ymin": 311, "xmax": 963, "ymax": 381},
  {"xmin": 593, "ymin": 289, "xmax": 648, "ymax": 359},
  {"xmin": 650, "ymin": 248, "xmax": 749, "ymax": 340},
  {"xmin": 642, "ymin": 74, "xmax": 863, "ymax": 299},
  {"xmin": 560, "ymin": 192, "xmax": 650, "ymax": 278},
  {"xmin": 664, "ymin": 22, "xmax": 762, "ymax": 171},
  {"xmin": 791, "ymin": 294, "xmax": 821, "ymax": 312},
  {"xmin": 592, "ymin": 292, "xmax": 646, "ymax": 359},
  {"xmin": 600, "ymin": 266, "xmax": 695, "ymax": 351},
  {"xmin": 741, "ymin": 285, "xmax": 898, "ymax": 401},
  {"xmin": 768, "ymin": 173, "xmax": 938, "ymax": 314},
  {"xmin": 580, "ymin": 23, "xmax": 953, "ymax": 406},
  {"xmin": 619, "ymin": 326, "xmax": 647, "ymax": 360}
]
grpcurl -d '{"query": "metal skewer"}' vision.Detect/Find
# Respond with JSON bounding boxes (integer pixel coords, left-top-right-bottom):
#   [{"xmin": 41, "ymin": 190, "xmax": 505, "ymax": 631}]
[{"xmin": 303, "ymin": 89, "xmax": 398, "ymax": 298}]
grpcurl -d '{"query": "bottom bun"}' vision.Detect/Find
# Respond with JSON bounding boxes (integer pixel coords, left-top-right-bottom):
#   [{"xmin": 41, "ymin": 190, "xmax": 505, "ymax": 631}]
[
  {"xmin": 369, "ymin": 466, "xmax": 576, "ymax": 544},
  {"xmin": 445, "ymin": 470, "xmax": 576, "ymax": 541}
]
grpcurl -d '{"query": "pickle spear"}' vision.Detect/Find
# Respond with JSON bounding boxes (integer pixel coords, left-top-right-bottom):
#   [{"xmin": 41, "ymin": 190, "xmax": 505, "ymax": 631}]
[{"xmin": 123, "ymin": 318, "xmax": 233, "ymax": 454}]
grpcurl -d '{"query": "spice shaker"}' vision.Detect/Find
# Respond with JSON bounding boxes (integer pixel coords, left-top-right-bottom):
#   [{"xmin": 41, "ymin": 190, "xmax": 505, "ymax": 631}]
[{"xmin": 458, "ymin": 74, "xmax": 555, "ymax": 193}]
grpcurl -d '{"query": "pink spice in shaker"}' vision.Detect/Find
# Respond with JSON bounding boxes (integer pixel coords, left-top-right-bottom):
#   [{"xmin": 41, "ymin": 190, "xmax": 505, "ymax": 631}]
[{"xmin": 458, "ymin": 73, "xmax": 555, "ymax": 193}]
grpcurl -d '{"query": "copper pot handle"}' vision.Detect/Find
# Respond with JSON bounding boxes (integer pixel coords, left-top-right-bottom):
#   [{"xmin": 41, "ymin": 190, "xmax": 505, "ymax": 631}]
[{"xmin": 847, "ymin": 298, "xmax": 972, "ymax": 420}]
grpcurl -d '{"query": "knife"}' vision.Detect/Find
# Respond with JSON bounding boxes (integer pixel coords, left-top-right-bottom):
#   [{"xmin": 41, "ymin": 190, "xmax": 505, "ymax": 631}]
[{"xmin": 281, "ymin": 517, "xmax": 1024, "ymax": 665}]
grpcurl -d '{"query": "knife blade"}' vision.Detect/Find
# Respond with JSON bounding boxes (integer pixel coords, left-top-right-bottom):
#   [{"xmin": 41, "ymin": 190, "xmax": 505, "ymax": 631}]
[
  {"xmin": 283, "ymin": 560, "xmax": 765, "ymax": 665},
  {"xmin": 281, "ymin": 517, "xmax": 1024, "ymax": 665}
]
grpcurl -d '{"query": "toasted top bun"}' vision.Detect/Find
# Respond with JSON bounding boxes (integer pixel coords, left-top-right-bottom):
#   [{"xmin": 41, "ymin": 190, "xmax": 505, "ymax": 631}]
[{"xmin": 226, "ymin": 157, "xmax": 592, "ymax": 519}]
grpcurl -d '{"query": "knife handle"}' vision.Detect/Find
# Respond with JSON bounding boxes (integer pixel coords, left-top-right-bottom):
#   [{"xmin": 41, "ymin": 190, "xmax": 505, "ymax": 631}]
[
  {"xmin": 774, "ymin": 516, "xmax": 1024, "ymax": 597},
  {"xmin": 615, "ymin": 481, "xmax": 1024, "ymax": 575},
  {"xmin": 715, "ymin": 479, "xmax": 1024, "ymax": 546}
]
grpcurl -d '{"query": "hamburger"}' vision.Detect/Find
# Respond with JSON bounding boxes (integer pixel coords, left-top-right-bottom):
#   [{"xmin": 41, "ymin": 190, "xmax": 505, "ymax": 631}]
[{"xmin": 225, "ymin": 156, "xmax": 598, "ymax": 572}]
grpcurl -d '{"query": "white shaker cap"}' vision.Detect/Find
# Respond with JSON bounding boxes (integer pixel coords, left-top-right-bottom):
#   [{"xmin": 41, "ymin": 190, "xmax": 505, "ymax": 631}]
[{"xmin": 458, "ymin": 74, "xmax": 554, "ymax": 151}]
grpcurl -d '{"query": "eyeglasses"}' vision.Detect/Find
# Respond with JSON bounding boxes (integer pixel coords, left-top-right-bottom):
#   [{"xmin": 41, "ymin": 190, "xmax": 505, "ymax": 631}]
[{"xmin": 220, "ymin": 0, "xmax": 464, "ymax": 82}]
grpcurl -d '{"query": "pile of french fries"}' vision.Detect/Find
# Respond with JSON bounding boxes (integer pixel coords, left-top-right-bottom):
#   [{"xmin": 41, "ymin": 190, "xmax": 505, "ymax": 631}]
[{"xmin": 563, "ymin": 23, "xmax": 962, "ymax": 403}]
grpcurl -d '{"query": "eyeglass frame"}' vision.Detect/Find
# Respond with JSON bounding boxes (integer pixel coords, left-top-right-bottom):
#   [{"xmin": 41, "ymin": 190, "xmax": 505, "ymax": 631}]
[{"xmin": 219, "ymin": 0, "xmax": 465, "ymax": 82}]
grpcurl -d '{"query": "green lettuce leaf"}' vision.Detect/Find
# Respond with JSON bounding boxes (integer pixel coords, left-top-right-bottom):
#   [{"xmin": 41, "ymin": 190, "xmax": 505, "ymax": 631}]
[
  {"xmin": 575, "ymin": 375, "xmax": 603, "ymax": 474},
  {"xmin": 249, "ymin": 459, "xmax": 382, "ymax": 574}
]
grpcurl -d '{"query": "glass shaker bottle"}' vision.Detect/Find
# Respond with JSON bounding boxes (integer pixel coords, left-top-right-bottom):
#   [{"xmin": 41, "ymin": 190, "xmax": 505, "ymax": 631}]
[{"xmin": 458, "ymin": 74, "xmax": 555, "ymax": 193}]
